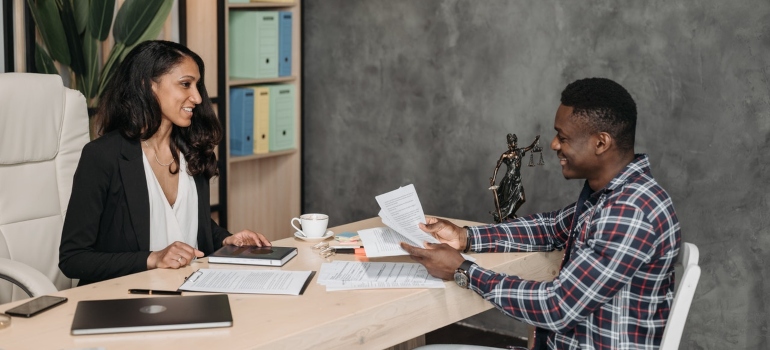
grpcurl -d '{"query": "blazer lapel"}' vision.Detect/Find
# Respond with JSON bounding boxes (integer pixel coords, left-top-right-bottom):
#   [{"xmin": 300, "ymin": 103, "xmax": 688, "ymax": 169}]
[
  {"xmin": 118, "ymin": 137, "xmax": 151, "ymax": 251},
  {"xmin": 194, "ymin": 175, "xmax": 213, "ymax": 253}
]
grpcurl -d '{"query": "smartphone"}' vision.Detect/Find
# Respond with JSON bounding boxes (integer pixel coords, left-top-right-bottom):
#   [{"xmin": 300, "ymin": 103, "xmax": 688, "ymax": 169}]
[{"xmin": 5, "ymin": 295, "xmax": 68, "ymax": 318}]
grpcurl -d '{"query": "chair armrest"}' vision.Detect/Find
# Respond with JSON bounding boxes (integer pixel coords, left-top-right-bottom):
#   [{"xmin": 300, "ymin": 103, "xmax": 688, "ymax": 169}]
[{"xmin": 0, "ymin": 258, "xmax": 58, "ymax": 298}]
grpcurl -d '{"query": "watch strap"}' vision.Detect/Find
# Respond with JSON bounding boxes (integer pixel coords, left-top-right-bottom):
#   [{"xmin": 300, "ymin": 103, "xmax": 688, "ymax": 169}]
[
  {"xmin": 455, "ymin": 260, "xmax": 475, "ymax": 289},
  {"xmin": 459, "ymin": 260, "xmax": 474, "ymax": 274}
]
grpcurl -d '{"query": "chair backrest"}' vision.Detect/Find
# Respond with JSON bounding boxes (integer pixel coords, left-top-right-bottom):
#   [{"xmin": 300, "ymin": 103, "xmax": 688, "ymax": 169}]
[
  {"xmin": 0, "ymin": 73, "xmax": 89, "ymax": 303},
  {"xmin": 660, "ymin": 242, "xmax": 701, "ymax": 350}
]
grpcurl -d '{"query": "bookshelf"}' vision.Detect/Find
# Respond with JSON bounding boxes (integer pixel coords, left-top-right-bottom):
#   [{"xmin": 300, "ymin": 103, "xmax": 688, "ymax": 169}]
[{"xmin": 183, "ymin": 1, "xmax": 301, "ymax": 241}]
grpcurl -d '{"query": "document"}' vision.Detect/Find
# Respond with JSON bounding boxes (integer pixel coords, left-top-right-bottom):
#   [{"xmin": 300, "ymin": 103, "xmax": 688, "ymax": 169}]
[
  {"xmin": 178, "ymin": 269, "xmax": 314, "ymax": 295},
  {"xmin": 372, "ymin": 185, "xmax": 440, "ymax": 248},
  {"xmin": 357, "ymin": 227, "xmax": 410, "ymax": 257},
  {"xmin": 363, "ymin": 185, "xmax": 474, "ymax": 261},
  {"xmin": 317, "ymin": 261, "xmax": 445, "ymax": 291}
]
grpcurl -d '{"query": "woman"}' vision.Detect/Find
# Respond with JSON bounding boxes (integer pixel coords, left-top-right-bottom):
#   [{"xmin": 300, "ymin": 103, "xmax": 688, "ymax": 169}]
[{"xmin": 59, "ymin": 40, "xmax": 270, "ymax": 285}]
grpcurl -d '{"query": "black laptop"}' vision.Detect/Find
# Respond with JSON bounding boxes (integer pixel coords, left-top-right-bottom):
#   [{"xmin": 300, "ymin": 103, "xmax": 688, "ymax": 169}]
[{"xmin": 71, "ymin": 294, "xmax": 232, "ymax": 335}]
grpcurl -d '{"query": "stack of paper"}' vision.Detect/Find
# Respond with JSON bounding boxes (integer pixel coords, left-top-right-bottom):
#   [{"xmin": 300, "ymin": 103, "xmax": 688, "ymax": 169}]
[
  {"xmin": 317, "ymin": 261, "xmax": 445, "ymax": 291},
  {"xmin": 178, "ymin": 269, "xmax": 314, "ymax": 295},
  {"xmin": 359, "ymin": 185, "xmax": 476, "ymax": 261}
]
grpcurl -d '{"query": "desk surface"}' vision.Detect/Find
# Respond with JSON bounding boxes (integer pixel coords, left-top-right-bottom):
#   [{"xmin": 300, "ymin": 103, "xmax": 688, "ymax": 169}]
[{"xmin": 0, "ymin": 217, "xmax": 562, "ymax": 349}]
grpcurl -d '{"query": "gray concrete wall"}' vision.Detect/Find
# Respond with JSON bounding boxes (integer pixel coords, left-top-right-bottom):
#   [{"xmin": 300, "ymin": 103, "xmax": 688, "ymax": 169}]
[{"xmin": 303, "ymin": 1, "xmax": 770, "ymax": 348}]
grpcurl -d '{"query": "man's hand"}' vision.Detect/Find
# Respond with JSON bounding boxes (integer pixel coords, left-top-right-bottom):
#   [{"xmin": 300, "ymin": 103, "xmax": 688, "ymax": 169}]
[
  {"xmin": 419, "ymin": 217, "xmax": 467, "ymax": 251},
  {"xmin": 400, "ymin": 242, "xmax": 465, "ymax": 280}
]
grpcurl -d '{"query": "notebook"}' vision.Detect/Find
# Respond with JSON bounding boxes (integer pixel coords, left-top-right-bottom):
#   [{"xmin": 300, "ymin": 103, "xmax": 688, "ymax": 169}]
[
  {"xmin": 208, "ymin": 245, "xmax": 298, "ymax": 266},
  {"xmin": 71, "ymin": 294, "xmax": 232, "ymax": 335}
]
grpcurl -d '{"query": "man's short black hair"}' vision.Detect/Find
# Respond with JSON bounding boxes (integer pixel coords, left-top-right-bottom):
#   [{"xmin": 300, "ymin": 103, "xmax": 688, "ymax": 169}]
[{"xmin": 560, "ymin": 78, "xmax": 637, "ymax": 152}]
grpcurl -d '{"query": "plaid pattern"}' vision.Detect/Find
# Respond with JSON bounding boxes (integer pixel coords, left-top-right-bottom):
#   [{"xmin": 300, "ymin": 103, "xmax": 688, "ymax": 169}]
[{"xmin": 467, "ymin": 154, "xmax": 680, "ymax": 350}]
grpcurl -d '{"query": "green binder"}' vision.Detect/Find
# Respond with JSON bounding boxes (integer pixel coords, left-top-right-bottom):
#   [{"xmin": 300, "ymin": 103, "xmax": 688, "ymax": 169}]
[
  {"xmin": 268, "ymin": 84, "xmax": 295, "ymax": 151},
  {"xmin": 229, "ymin": 11, "xmax": 279, "ymax": 79}
]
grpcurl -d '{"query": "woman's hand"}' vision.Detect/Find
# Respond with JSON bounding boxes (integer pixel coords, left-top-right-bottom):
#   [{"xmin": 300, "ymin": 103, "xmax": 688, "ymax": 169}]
[
  {"xmin": 147, "ymin": 241, "xmax": 204, "ymax": 269},
  {"xmin": 418, "ymin": 217, "xmax": 467, "ymax": 251},
  {"xmin": 223, "ymin": 230, "xmax": 272, "ymax": 247}
]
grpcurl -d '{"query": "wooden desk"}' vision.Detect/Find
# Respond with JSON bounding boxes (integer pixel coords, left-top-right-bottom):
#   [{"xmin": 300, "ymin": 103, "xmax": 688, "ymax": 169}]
[{"xmin": 0, "ymin": 217, "xmax": 562, "ymax": 349}]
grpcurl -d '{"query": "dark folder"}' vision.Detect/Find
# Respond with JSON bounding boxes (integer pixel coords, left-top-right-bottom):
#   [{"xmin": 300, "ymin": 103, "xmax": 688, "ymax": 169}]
[{"xmin": 71, "ymin": 294, "xmax": 232, "ymax": 335}]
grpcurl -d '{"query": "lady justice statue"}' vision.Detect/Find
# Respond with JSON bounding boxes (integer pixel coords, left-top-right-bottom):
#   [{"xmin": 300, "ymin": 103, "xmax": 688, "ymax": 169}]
[{"xmin": 489, "ymin": 133, "xmax": 543, "ymax": 222}]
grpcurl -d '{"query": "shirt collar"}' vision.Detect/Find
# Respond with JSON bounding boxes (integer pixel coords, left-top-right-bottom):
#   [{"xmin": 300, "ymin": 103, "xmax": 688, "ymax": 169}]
[{"xmin": 586, "ymin": 154, "xmax": 651, "ymax": 198}]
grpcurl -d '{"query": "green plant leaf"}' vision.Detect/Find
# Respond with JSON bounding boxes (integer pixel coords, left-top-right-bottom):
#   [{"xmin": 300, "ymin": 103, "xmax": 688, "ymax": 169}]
[
  {"xmin": 97, "ymin": 41, "xmax": 126, "ymax": 98},
  {"xmin": 88, "ymin": 0, "xmax": 114, "ymax": 41},
  {"xmin": 113, "ymin": 0, "xmax": 165, "ymax": 46},
  {"xmin": 72, "ymin": 0, "xmax": 88, "ymax": 34},
  {"xmin": 81, "ymin": 27, "xmax": 99, "ymax": 103},
  {"xmin": 34, "ymin": 42, "xmax": 59, "ymax": 74},
  {"xmin": 27, "ymin": 0, "xmax": 70, "ymax": 65},
  {"xmin": 60, "ymin": 0, "xmax": 85, "ymax": 74},
  {"xmin": 121, "ymin": 0, "xmax": 174, "ymax": 60}
]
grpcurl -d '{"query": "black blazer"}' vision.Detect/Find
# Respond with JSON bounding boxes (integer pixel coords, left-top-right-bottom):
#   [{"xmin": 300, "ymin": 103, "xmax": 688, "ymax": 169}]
[{"xmin": 59, "ymin": 131, "xmax": 229, "ymax": 285}]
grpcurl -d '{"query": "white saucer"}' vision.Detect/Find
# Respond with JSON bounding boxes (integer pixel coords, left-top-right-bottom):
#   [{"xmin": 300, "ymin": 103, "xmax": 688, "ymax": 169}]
[{"xmin": 294, "ymin": 230, "xmax": 334, "ymax": 241}]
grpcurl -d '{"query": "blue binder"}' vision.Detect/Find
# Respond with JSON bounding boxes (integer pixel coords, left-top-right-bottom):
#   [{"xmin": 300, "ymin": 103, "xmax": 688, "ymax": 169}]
[
  {"xmin": 230, "ymin": 87, "xmax": 254, "ymax": 156},
  {"xmin": 278, "ymin": 11, "xmax": 292, "ymax": 77}
]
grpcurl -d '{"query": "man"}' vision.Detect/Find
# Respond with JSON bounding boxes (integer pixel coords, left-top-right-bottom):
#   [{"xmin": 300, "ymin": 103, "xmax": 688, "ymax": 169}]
[{"xmin": 402, "ymin": 78, "xmax": 680, "ymax": 350}]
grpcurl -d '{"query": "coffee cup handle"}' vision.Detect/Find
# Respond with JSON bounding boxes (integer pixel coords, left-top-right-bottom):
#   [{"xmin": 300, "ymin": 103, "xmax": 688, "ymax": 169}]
[{"xmin": 291, "ymin": 218, "xmax": 305, "ymax": 236}]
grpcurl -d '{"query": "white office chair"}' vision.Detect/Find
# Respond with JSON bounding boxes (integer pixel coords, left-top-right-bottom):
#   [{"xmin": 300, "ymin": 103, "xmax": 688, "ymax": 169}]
[
  {"xmin": 0, "ymin": 73, "xmax": 89, "ymax": 303},
  {"xmin": 660, "ymin": 242, "xmax": 701, "ymax": 350}
]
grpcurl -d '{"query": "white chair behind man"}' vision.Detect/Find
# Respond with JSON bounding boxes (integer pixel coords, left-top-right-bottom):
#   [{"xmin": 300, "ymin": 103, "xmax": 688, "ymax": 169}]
[
  {"xmin": 0, "ymin": 73, "xmax": 89, "ymax": 303},
  {"xmin": 660, "ymin": 242, "xmax": 701, "ymax": 349}
]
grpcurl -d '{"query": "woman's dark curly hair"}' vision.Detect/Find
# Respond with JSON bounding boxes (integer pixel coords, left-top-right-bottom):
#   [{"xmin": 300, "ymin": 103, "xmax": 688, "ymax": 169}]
[{"xmin": 95, "ymin": 40, "xmax": 220, "ymax": 179}]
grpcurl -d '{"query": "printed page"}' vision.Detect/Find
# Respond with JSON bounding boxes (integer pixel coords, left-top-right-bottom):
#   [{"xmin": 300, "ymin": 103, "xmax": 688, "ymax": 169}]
[
  {"xmin": 375, "ymin": 185, "xmax": 440, "ymax": 246},
  {"xmin": 317, "ymin": 261, "xmax": 445, "ymax": 291},
  {"xmin": 178, "ymin": 269, "xmax": 313, "ymax": 295},
  {"xmin": 358, "ymin": 226, "xmax": 410, "ymax": 257}
]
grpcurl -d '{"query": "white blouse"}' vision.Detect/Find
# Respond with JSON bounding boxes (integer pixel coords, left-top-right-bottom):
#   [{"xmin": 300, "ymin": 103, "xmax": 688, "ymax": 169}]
[{"xmin": 141, "ymin": 152, "xmax": 199, "ymax": 252}]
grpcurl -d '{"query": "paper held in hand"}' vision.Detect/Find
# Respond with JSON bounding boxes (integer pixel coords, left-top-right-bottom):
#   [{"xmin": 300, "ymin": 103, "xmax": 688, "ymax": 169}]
[{"xmin": 361, "ymin": 184, "xmax": 474, "ymax": 261}]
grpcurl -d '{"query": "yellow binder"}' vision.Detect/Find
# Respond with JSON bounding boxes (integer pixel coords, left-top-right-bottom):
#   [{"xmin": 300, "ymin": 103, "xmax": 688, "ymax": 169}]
[{"xmin": 250, "ymin": 86, "xmax": 270, "ymax": 154}]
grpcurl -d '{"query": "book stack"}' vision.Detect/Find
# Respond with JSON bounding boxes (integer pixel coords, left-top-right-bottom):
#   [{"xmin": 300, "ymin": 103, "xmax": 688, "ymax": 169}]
[{"xmin": 334, "ymin": 232, "xmax": 361, "ymax": 245}]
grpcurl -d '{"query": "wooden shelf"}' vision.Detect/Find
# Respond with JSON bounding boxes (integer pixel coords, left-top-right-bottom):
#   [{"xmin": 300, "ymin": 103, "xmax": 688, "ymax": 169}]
[
  {"xmin": 228, "ymin": 148, "xmax": 297, "ymax": 163},
  {"xmin": 228, "ymin": 76, "xmax": 296, "ymax": 87},
  {"xmin": 228, "ymin": 2, "xmax": 297, "ymax": 9}
]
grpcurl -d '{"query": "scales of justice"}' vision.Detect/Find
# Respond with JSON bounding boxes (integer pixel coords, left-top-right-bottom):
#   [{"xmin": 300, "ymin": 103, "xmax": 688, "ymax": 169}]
[{"xmin": 489, "ymin": 133, "xmax": 544, "ymax": 223}]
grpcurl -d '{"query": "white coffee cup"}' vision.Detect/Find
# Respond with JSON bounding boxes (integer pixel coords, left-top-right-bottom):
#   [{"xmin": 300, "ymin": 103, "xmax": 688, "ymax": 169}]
[{"xmin": 291, "ymin": 213, "xmax": 329, "ymax": 238}]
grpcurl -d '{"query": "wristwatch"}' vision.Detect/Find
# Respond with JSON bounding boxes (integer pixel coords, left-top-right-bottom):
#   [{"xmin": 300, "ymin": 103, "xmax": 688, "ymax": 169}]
[{"xmin": 453, "ymin": 260, "xmax": 475, "ymax": 289}]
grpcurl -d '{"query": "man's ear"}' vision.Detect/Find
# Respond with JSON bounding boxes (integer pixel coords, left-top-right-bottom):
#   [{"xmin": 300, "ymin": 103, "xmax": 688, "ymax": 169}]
[{"xmin": 594, "ymin": 132, "xmax": 613, "ymax": 155}]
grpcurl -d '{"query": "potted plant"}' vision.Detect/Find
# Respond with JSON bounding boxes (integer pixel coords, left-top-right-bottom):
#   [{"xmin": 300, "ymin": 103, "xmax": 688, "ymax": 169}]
[{"xmin": 26, "ymin": 0, "xmax": 174, "ymax": 109}]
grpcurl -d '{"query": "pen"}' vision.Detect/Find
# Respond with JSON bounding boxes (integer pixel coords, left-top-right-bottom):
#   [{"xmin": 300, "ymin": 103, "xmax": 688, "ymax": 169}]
[
  {"xmin": 333, "ymin": 247, "xmax": 366, "ymax": 255},
  {"xmin": 128, "ymin": 289, "xmax": 182, "ymax": 295}
]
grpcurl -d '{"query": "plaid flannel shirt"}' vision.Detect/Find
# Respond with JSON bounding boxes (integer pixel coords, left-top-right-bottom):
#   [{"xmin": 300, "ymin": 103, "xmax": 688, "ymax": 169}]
[{"xmin": 467, "ymin": 154, "xmax": 680, "ymax": 350}]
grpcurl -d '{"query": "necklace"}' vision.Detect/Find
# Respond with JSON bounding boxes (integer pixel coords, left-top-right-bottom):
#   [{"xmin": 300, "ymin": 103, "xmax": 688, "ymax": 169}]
[{"xmin": 143, "ymin": 140, "xmax": 174, "ymax": 167}]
